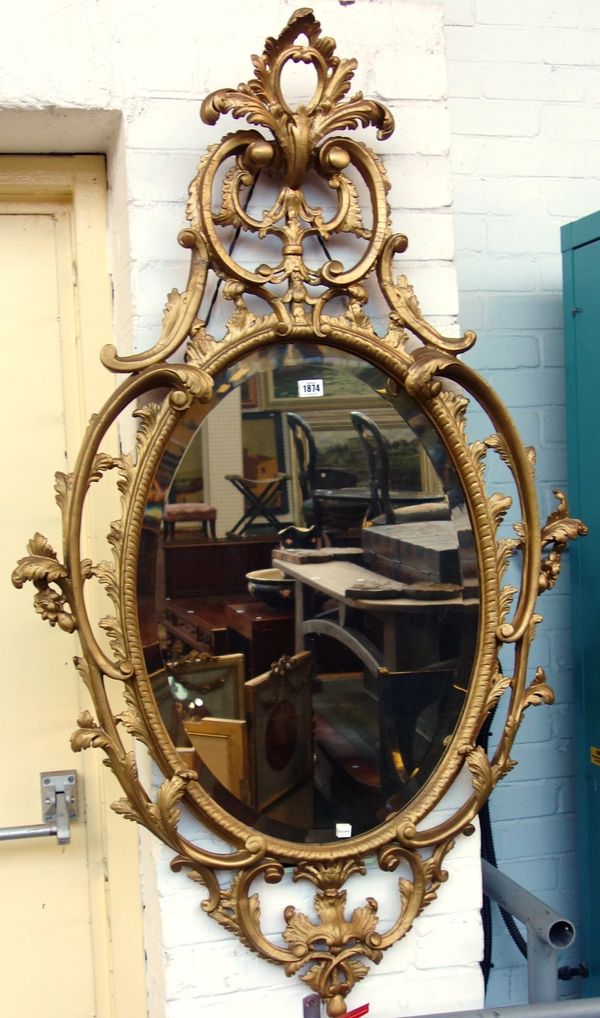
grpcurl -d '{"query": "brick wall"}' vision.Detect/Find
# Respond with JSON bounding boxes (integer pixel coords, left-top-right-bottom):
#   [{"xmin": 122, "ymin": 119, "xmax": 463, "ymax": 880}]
[{"xmin": 445, "ymin": 0, "xmax": 600, "ymax": 1005}]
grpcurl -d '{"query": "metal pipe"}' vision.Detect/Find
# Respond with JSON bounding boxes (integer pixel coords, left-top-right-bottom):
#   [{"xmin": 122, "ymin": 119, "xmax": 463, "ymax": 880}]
[
  {"xmin": 0, "ymin": 822, "xmax": 59, "ymax": 842},
  {"xmin": 406, "ymin": 999, "xmax": 600, "ymax": 1018},
  {"xmin": 527, "ymin": 932, "xmax": 559, "ymax": 1004},
  {"xmin": 482, "ymin": 858, "xmax": 575, "ymax": 950}
]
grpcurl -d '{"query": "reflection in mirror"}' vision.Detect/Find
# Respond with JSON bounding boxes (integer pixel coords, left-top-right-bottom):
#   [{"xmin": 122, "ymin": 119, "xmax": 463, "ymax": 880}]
[{"xmin": 137, "ymin": 343, "xmax": 480, "ymax": 843}]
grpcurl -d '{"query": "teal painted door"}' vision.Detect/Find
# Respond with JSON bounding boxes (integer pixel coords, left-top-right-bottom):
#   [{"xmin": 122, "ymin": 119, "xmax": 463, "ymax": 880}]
[{"xmin": 562, "ymin": 211, "xmax": 600, "ymax": 996}]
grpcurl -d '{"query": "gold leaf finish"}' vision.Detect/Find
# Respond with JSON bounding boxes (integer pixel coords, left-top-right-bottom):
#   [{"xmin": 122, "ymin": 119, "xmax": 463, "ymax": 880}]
[
  {"xmin": 12, "ymin": 10, "xmax": 587, "ymax": 1015},
  {"xmin": 12, "ymin": 533, "xmax": 76, "ymax": 633},
  {"xmin": 539, "ymin": 489, "xmax": 588, "ymax": 592}
]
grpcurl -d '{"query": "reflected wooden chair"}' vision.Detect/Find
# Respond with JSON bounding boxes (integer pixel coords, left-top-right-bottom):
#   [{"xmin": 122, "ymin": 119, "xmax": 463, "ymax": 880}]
[
  {"xmin": 350, "ymin": 410, "xmax": 450, "ymax": 525},
  {"xmin": 286, "ymin": 412, "xmax": 360, "ymax": 540},
  {"xmin": 350, "ymin": 410, "xmax": 395, "ymax": 524}
]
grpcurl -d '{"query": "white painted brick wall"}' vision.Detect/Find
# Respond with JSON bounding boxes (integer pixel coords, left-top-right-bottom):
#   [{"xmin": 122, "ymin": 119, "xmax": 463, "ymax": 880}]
[
  {"xmin": 0, "ymin": 1, "xmax": 486, "ymax": 1015},
  {"xmin": 445, "ymin": 0, "xmax": 600, "ymax": 1006}
]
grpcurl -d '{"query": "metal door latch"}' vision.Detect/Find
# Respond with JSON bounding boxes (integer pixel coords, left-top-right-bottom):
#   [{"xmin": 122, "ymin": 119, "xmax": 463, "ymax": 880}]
[{"xmin": 0, "ymin": 770, "xmax": 78, "ymax": 845}]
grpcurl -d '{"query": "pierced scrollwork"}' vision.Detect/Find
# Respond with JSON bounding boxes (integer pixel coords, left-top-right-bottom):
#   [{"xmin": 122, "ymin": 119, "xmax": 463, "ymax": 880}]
[{"xmin": 12, "ymin": 9, "xmax": 588, "ymax": 1017}]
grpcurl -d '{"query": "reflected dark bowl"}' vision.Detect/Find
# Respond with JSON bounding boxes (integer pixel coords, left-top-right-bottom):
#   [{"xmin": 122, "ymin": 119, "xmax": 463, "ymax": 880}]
[{"xmin": 246, "ymin": 568, "xmax": 294, "ymax": 610}]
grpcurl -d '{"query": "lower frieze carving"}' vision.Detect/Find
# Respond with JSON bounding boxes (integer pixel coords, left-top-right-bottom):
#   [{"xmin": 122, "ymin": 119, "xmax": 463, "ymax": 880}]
[{"xmin": 171, "ymin": 849, "xmax": 454, "ymax": 1017}]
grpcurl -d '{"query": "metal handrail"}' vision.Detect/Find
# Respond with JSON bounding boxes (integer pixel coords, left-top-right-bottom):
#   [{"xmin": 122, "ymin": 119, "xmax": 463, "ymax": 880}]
[{"xmin": 482, "ymin": 859, "xmax": 576, "ymax": 1004}]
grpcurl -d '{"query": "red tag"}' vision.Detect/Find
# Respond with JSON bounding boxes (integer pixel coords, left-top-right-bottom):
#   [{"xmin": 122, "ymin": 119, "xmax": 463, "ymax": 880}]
[{"xmin": 345, "ymin": 1006, "xmax": 369, "ymax": 1018}]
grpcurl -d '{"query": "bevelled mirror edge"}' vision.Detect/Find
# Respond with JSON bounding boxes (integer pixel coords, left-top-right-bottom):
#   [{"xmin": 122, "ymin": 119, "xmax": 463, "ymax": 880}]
[{"xmin": 12, "ymin": 9, "xmax": 587, "ymax": 1016}]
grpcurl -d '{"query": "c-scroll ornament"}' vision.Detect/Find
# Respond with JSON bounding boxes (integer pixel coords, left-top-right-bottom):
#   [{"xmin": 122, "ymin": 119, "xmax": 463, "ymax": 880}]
[{"xmin": 13, "ymin": 10, "xmax": 585, "ymax": 1016}]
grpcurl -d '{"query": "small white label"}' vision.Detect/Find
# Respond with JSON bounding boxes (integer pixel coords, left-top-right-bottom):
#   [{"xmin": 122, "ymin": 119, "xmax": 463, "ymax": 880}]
[
  {"xmin": 297, "ymin": 378, "xmax": 324, "ymax": 398},
  {"xmin": 335, "ymin": 822, "xmax": 352, "ymax": 839}
]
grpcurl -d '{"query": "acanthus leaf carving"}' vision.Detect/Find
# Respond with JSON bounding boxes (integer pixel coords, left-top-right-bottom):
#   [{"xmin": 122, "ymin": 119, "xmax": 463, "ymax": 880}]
[
  {"xmin": 405, "ymin": 348, "xmax": 451, "ymax": 399},
  {"xmin": 499, "ymin": 584, "xmax": 518, "ymax": 625},
  {"xmin": 99, "ymin": 614, "xmax": 129, "ymax": 672},
  {"xmin": 282, "ymin": 888, "xmax": 382, "ymax": 1016},
  {"xmin": 54, "ymin": 470, "xmax": 72, "ymax": 514},
  {"xmin": 484, "ymin": 669, "xmax": 513, "ymax": 715},
  {"xmin": 485, "ymin": 432, "xmax": 511, "ymax": 468},
  {"xmin": 538, "ymin": 489, "xmax": 588, "ymax": 593},
  {"xmin": 12, "ymin": 533, "xmax": 76, "ymax": 634},
  {"xmin": 186, "ymin": 321, "xmax": 219, "ymax": 367},
  {"xmin": 497, "ymin": 536, "xmax": 521, "ymax": 581},
  {"xmin": 333, "ymin": 173, "xmax": 370, "ymax": 240},
  {"xmin": 488, "ymin": 491, "xmax": 513, "ymax": 533},
  {"xmin": 379, "ymin": 239, "xmax": 477, "ymax": 354},
  {"xmin": 115, "ymin": 708, "xmax": 154, "ymax": 753},
  {"xmin": 464, "ymin": 744, "xmax": 493, "ymax": 800},
  {"xmin": 71, "ymin": 709, "xmax": 113, "ymax": 755},
  {"xmin": 521, "ymin": 666, "xmax": 555, "ymax": 711}
]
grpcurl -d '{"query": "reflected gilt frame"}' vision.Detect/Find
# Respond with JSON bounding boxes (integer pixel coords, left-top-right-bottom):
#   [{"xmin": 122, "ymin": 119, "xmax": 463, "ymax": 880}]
[{"xmin": 13, "ymin": 11, "xmax": 586, "ymax": 1015}]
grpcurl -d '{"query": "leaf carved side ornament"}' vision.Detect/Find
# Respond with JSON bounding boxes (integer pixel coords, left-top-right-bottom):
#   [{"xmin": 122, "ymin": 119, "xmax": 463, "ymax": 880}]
[{"xmin": 12, "ymin": 10, "xmax": 588, "ymax": 1017}]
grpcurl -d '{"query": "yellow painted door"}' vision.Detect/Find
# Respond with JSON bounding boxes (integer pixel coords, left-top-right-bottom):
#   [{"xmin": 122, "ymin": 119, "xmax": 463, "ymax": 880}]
[{"xmin": 0, "ymin": 158, "xmax": 146, "ymax": 1018}]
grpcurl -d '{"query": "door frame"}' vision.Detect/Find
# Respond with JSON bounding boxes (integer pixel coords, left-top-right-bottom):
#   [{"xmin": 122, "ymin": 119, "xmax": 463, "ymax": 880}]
[{"xmin": 0, "ymin": 155, "xmax": 147, "ymax": 1018}]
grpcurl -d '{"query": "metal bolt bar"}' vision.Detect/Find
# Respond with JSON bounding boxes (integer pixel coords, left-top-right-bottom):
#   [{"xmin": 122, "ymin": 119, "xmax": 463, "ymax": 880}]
[
  {"xmin": 0, "ymin": 771, "xmax": 77, "ymax": 846},
  {"xmin": 0, "ymin": 822, "xmax": 61, "ymax": 842},
  {"xmin": 404, "ymin": 999, "xmax": 600, "ymax": 1018}
]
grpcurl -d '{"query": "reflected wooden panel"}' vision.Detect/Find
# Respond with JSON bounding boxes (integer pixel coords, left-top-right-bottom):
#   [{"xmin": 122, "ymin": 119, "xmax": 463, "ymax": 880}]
[
  {"xmin": 184, "ymin": 718, "xmax": 249, "ymax": 804},
  {"xmin": 244, "ymin": 651, "xmax": 313, "ymax": 813}
]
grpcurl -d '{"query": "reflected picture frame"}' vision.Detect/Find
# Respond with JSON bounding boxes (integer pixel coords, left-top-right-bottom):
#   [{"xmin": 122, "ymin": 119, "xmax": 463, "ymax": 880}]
[
  {"xmin": 167, "ymin": 650, "xmax": 246, "ymax": 721},
  {"xmin": 264, "ymin": 355, "xmax": 383, "ymax": 411}
]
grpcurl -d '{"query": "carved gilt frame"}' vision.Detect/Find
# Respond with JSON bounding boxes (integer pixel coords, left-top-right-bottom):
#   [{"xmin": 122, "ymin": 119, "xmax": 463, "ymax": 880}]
[{"xmin": 13, "ymin": 11, "xmax": 586, "ymax": 1015}]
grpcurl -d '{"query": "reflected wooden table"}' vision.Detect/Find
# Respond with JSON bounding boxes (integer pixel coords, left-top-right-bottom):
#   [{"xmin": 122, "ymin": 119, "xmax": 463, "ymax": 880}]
[{"xmin": 272, "ymin": 552, "xmax": 466, "ymax": 673}]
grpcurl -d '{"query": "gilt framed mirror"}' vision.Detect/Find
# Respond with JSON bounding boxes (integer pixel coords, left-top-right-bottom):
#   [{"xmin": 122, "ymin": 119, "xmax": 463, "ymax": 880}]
[{"xmin": 13, "ymin": 10, "xmax": 585, "ymax": 1015}]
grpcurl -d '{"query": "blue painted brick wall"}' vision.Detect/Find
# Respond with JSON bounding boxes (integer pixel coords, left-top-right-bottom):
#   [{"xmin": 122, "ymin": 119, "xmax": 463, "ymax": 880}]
[{"xmin": 445, "ymin": 0, "xmax": 600, "ymax": 1004}]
